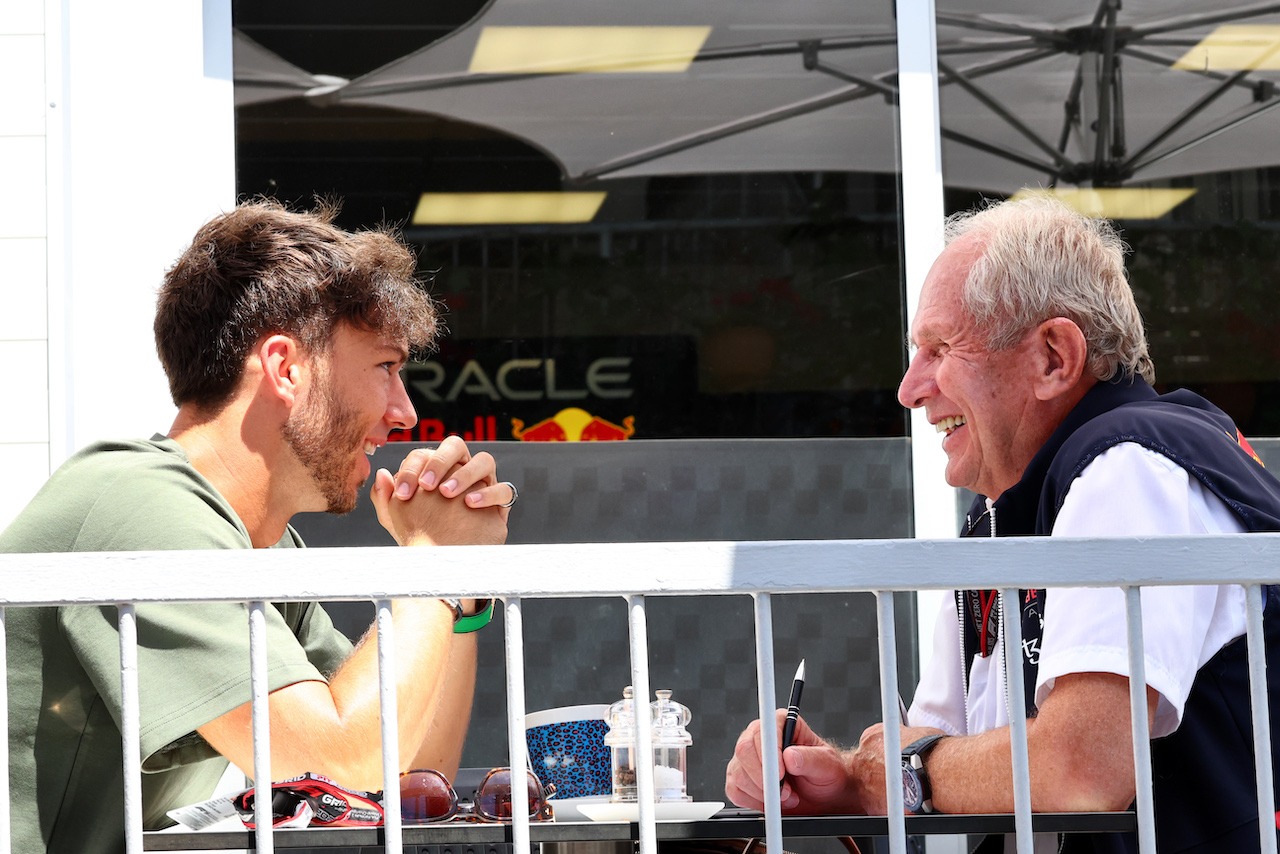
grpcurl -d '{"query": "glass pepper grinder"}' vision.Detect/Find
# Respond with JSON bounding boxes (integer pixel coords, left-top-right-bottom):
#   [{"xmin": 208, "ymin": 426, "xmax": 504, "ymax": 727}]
[
  {"xmin": 604, "ymin": 686, "xmax": 640, "ymax": 802},
  {"xmin": 650, "ymin": 689, "xmax": 693, "ymax": 802}
]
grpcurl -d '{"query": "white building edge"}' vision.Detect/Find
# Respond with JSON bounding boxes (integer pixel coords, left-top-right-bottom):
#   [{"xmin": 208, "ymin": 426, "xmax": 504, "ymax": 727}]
[{"xmin": 2, "ymin": 2, "xmax": 236, "ymax": 529}]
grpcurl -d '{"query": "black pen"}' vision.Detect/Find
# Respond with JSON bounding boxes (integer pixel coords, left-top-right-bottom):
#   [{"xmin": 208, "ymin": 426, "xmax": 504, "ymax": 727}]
[{"xmin": 779, "ymin": 659, "xmax": 805, "ymax": 789}]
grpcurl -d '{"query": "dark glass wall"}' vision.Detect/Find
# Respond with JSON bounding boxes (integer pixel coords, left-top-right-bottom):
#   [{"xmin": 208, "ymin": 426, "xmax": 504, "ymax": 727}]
[
  {"xmin": 233, "ymin": 1, "xmax": 908, "ymax": 442},
  {"xmin": 233, "ymin": 2, "xmax": 913, "ymax": 829}
]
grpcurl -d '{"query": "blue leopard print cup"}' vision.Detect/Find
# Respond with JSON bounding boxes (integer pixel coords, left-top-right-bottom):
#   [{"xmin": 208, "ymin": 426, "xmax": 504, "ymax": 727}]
[{"xmin": 525, "ymin": 709, "xmax": 611, "ymax": 799}]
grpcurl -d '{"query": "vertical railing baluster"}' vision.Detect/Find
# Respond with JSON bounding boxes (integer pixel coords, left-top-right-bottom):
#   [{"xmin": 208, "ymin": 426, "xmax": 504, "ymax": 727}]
[
  {"xmin": 1123, "ymin": 587, "xmax": 1156, "ymax": 854},
  {"xmin": 1245, "ymin": 584, "xmax": 1277, "ymax": 854},
  {"xmin": 627, "ymin": 595, "xmax": 657, "ymax": 854},
  {"xmin": 505, "ymin": 598, "xmax": 531, "ymax": 854},
  {"xmin": 249, "ymin": 601, "xmax": 274, "ymax": 854},
  {"xmin": 119, "ymin": 604, "xmax": 142, "ymax": 854},
  {"xmin": 753, "ymin": 592, "xmax": 783, "ymax": 854},
  {"xmin": 376, "ymin": 600, "xmax": 402, "ymax": 854},
  {"xmin": 876, "ymin": 591, "xmax": 906, "ymax": 854},
  {"xmin": 1000, "ymin": 589, "xmax": 1033, "ymax": 854}
]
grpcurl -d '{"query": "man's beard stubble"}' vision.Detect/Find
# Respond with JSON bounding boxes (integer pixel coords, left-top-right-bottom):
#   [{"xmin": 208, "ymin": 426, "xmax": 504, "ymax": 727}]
[{"xmin": 280, "ymin": 369, "xmax": 367, "ymax": 515}]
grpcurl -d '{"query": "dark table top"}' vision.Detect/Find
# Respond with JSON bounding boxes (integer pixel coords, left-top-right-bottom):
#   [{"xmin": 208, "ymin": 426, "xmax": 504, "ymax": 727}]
[{"xmin": 143, "ymin": 811, "xmax": 1139, "ymax": 850}]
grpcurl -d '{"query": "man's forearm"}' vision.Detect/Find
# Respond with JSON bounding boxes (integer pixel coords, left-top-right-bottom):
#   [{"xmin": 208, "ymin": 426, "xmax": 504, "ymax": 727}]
[
  {"xmin": 328, "ymin": 598, "xmax": 472, "ymax": 780},
  {"xmin": 923, "ymin": 673, "xmax": 1155, "ymax": 814},
  {"xmin": 200, "ymin": 597, "xmax": 470, "ymax": 792},
  {"xmin": 409, "ymin": 622, "xmax": 478, "ymax": 778}
]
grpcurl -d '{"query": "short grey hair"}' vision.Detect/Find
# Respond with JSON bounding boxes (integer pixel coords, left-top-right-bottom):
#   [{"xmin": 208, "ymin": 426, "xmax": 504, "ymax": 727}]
[{"xmin": 946, "ymin": 195, "xmax": 1154, "ymax": 384}]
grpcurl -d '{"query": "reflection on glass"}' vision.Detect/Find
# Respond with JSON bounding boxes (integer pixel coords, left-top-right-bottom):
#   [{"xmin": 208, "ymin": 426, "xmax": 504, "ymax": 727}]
[
  {"xmin": 468, "ymin": 27, "xmax": 712, "ymax": 74},
  {"xmin": 1010, "ymin": 187, "xmax": 1197, "ymax": 219},
  {"xmin": 232, "ymin": 0, "xmax": 907, "ymax": 440},
  {"xmin": 1174, "ymin": 25, "xmax": 1280, "ymax": 72},
  {"xmin": 412, "ymin": 192, "xmax": 608, "ymax": 225}
]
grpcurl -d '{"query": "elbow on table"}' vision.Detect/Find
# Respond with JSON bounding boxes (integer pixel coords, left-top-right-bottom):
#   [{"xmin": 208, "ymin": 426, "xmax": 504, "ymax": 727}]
[
  {"xmin": 256, "ymin": 732, "xmax": 394, "ymax": 794},
  {"xmin": 1033, "ymin": 765, "xmax": 1136, "ymax": 814},
  {"xmin": 273, "ymin": 754, "xmax": 390, "ymax": 794}
]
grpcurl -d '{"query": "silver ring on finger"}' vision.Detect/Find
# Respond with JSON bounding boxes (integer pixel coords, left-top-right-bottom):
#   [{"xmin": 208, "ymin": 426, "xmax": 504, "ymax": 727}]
[{"xmin": 499, "ymin": 482, "xmax": 519, "ymax": 508}]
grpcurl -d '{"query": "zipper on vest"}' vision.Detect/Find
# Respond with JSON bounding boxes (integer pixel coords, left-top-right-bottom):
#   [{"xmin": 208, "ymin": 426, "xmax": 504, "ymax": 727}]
[
  {"xmin": 964, "ymin": 499, "xmax": 999, "ymax": 732},
  {"xmin": 988, "ymin": 499, "xmax": 1015, "ymax": 737}
]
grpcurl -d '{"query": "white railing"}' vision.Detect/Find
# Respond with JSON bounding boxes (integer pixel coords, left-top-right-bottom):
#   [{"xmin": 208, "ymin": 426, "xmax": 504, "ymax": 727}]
[{"xmin": 3, "ymin": 534, "xmax": 1278, "ymax": 854}]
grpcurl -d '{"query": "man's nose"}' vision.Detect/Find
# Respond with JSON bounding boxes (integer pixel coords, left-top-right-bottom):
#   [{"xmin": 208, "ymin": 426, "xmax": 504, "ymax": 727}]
[
  {"xmin": 388, "ymin": 373, "xmax": 418, "ymax": 431},
  {"xmin": 898, "ymin": 350, "xmax": 931, "ymax": 410}
]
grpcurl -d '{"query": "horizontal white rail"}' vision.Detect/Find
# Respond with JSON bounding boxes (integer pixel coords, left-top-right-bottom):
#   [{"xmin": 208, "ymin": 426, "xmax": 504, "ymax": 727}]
[{"xmin": 5, "ymin": 534, "xmax": 1280, "ymax": 603}]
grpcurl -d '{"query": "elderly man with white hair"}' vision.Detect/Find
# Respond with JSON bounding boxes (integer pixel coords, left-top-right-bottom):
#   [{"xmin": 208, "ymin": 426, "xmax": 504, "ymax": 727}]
[{"xmin": 726, "ymin": 196, "xmax": 1280, "ymax": 854}]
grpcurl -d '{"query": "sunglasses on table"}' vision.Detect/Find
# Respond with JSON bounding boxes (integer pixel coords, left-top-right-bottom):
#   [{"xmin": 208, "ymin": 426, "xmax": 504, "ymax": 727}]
[{"xmin": 399, "ymin": 767, "xmax": 555, "ymax": 825}]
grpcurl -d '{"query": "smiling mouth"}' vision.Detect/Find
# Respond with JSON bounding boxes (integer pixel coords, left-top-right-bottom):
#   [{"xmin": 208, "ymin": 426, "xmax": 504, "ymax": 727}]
[
  {"xmin": 935, "ymin": 415, "xmax": 966, "ymax": 436},
  {"xmin": 363, "ymin": 440, "xmax": 379, "ymax": 455}
]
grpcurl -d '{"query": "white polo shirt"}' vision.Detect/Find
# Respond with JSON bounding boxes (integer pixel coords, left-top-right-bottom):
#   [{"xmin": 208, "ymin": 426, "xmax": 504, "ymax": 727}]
[{"xmin": 911, "ymin": 440, "xmax": 1247, "ymax": 740}]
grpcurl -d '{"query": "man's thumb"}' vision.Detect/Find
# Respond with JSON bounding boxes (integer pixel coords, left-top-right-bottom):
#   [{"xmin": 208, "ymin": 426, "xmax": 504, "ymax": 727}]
[{"xmin": 371, "ymin": 469, "xmax": 394, "ymax": 518}]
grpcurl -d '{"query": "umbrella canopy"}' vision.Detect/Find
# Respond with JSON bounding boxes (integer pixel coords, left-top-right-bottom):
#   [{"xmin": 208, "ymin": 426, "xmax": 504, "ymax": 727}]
[
  {"xmin": 325, "ymin": 0, "xmax": 901, "ymax": 182},
  {"xmin": 937, "ymin": 0, "xmax": 1280, "ymax": 191},
  {"xmin": 308, "ymin": 0, "xmax": 1280, "ymax": 193},
  {"xmin": 233, "ymin": 30, "xmax": 347, "ymax": 107}
]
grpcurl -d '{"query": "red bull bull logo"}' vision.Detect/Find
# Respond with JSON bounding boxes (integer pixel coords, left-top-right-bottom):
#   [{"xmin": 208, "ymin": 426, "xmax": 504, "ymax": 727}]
[
  {"xmin": 512, "ymin": 407, "xmax": 635, "ymax": 441},
  {"xmin": 1232, "ymin": 428, "xmax": 1264, "ymax": 466}
]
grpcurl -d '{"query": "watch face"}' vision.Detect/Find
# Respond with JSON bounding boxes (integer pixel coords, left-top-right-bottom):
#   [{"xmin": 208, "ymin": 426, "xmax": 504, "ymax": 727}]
[{"xmin": 902, "ymin": 763, "xmax": 924, "ymax": 813}]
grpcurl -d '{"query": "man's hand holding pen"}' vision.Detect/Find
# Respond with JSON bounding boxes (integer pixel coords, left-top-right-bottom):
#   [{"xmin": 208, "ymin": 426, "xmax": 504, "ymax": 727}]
[
  {"xmin": 725, "ymin": 707, "xmax": 863, "ymax": 815},
  {"xmin": 726, "ymin": 710, "xmax": 946, "ymax": 815},
  {"xmin": 725, "ymin": 679, "xmax": 946, "ymax": 817}
]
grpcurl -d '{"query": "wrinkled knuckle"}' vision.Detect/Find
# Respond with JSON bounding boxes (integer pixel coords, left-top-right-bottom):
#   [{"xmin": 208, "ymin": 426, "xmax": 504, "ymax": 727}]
[{"xmin": 403, "ymin": 448, "xmax": 431, "ymax": 467}]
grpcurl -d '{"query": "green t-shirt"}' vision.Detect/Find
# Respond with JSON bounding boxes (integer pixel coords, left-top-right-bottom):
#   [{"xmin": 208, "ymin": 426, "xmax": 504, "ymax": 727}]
[{"xmin": 0, "ymin": 436, "xmax": 354, "ymax": 854}]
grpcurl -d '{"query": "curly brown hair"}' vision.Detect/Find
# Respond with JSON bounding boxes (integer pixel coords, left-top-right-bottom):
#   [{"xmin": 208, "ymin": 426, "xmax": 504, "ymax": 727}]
[{"xmin": 154, "ymin": 200, "xmax": 439, "ymax": 408}]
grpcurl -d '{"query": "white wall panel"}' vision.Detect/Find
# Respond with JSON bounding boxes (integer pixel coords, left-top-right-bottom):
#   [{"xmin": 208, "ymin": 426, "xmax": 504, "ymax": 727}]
[
  {"xmin": 58, "ymin": 0, "xmax": 234, "ymax": 456},
  {"xmin": 0, "ymin": 238, "xmax": 47, "ymax": 340},
  {"xmin": 0, "ymin": 137, "xmax": 46, "ymax": 239},
  {"xmin": 0, "ymin": 35, "xmax": 45, "ymax": 136},
  {"xmin": 0, "ymin": 1, "xmax": 51, "ymax": 524},
  {"xmin": 0, "ymin": 341, "xmax": 49, "ymax": 443},
  {"xmin": 0, "ymin": 443, "xmax": 50, "ymax": 529},
  {"xmin": 0, "ymin": 4, "xmax": 43, "ymax": 34}
]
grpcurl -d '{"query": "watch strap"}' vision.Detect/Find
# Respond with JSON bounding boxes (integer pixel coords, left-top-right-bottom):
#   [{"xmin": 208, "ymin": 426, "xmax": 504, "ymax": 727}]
[
  {"xmin": 453, "ymin": 598, "xmax": 495, "ymax": 633},
  {"xmin": 902, "ymin": 734, "xmax": 948, "ymax": 814}
]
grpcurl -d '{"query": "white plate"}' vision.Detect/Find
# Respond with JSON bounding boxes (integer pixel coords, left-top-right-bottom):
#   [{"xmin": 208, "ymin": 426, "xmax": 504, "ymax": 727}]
[
  {"xmin": 577, "ymin": 801, "xmax": 725, "ymax": 823},
  {"xmin": 549, "ymin": 795, "xmax": 612, "ymax": 822}
]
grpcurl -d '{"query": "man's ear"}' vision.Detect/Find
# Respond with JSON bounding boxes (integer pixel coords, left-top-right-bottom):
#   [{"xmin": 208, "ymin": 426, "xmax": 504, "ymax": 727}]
[
  {"xmin": 1033, "ymin": 317, "xmax": 1089, "ymax": 402},
  {"xmin": 258, "ymin": 334, "xmax": 305, "ymax": 406}
]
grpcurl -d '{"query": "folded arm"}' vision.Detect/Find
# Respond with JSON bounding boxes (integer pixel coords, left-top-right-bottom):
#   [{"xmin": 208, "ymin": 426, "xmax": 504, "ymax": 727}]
[{"xmin": 200, "ymin": 440, "xmax": 506, "ymax": 790}]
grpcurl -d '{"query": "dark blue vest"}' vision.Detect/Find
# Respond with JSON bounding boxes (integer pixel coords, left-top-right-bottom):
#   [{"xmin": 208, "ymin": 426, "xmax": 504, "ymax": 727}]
[{"xmin": 960, "ymin": 376, "xmax": 1280, "ymax": 853}]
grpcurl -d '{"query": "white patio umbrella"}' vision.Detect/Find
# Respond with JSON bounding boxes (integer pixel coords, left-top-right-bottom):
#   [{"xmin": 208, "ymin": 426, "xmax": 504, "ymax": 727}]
[{"xmin": 276, "ymin": 0, "xmax": 1280, "ymax": 193}]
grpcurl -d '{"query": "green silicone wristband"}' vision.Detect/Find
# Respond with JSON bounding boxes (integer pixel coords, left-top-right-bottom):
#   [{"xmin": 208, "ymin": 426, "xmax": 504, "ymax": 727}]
[{"xmin": 453, "ymin": 598, "xmax": 495, "ymax": 633}]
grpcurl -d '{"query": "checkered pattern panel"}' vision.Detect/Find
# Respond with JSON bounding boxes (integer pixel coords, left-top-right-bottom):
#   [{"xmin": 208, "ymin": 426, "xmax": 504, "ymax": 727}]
[
  {"xmin": 295, "ymin": 438, "xmax": 911, "ymax": 546},
  {"xmin": 294, "ymin": 438, "xmax": 916, "ymax": 805}
]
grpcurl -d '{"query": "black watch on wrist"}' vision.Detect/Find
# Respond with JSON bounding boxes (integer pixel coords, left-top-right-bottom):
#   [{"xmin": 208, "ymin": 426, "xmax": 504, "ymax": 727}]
[{"xmin": 901, "ymin": 734, "xmax": 947, "ymax": 815}]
